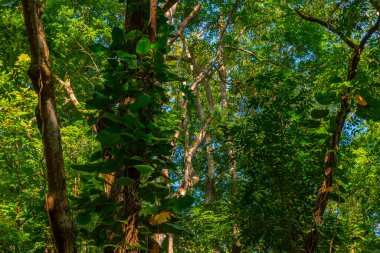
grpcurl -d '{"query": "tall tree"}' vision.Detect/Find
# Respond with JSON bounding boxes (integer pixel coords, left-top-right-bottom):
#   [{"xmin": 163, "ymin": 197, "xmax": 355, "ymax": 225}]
[
  {"xmin": 21, "ymin": 0, "xmax": 75, "ymax": 252},
  {"xmin": 295, "ymin": 4, "xmax": 380, "ymax": 251}
]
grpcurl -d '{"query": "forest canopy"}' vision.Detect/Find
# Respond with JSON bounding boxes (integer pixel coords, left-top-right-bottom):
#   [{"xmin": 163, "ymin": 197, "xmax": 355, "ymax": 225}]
[{"xmin": 0, "ymin": 0, "xmax": 379, "ymax": 252}]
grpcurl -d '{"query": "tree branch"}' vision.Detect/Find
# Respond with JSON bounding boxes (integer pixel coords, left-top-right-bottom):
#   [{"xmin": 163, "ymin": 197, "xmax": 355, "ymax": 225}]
[
  {"xmin": 56, "ymin": 76, "xmax": 80, "ymax": 107},
  {"xmin": 167, "ymin": 3, "xmax": 202, "ymax": 46},
  {"xmin": 218, "ymin": 0, "xmax": 240, "ymax": 48},
  {"xmin": 225, "ymin": 45, "xmax": 282, "ymax": 67},
  {"xmin": 359, "ymin": 13, "xmax": 380, "ymax": 49},
  {"xmin": 295, "ymin": 8, "xmax": 358, "ymax": 49},
  {"xmin": 187, "ymin": 1, "xmax": 239, "ymax": 91}
]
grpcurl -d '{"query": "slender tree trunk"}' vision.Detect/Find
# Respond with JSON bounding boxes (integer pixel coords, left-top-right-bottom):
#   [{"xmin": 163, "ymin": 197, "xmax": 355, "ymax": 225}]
[
  {"xmin": 204, "ymin": 134, "xmax": 216, "ymax": 204},
  {"xmin": 295, "ymin": 9, "xmax": 380, "ymax": 252},
  {"xmin": 167, "ymin": 234, "xmax": 174, "ymax": 253},
  {"xmin": 219, "ymin": 57, "xmax": 241, "ymax": 253},
  {"xmin": 188, "ymin": 43, "xmax": 217, "ymax": 204},
  {"xmin": 202, "ymin": 76, "xmax": 216, "ymax": 205},
  {"xmin": 22, "ymin": 1, "xmax": 75, "ymax": 252}
]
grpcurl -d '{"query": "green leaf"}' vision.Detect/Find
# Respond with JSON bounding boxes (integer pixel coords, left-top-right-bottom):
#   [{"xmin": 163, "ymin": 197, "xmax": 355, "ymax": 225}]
[
  {"xmin": 117, "ymin": 51, "xmax": 136, "ymax": 59},
  {"xmin": 161, "ymin": 223, "xmax": 193, "ymax": 235},
  {"xmin": 134, "ymin": 244, "xmax": 149, "ymax": 251},
  {"xmin": 311, "ymin": 109, "xmax": 329, "ymax": 119},
  {"xmin": 328, "ymin": 118, "xmax": 338, "ymax": 133},
  {"xmin": 90, "ymin": 44, "xmax": 108, "ymax": 54},
  {"xmin": 72, "ymin": 163, "xmax": 103, "ymax": 173},
  {"xmin": 315, "ymin": 91, "xmax": 337, "ymax": 105},
  {"xmin": 139, "ymin": 205, "xmax": 158, "ymax": 215},
  {"xmin": 104, "ymin": 113, "xmax": 124, "ymax": 125},
  {"xmin": 161, "ymin": 195, "xmax": 194, "ymax": 212},
  {"xmin": 173, "ymin": 195, "xmax": 195, "ymax": 212},
  {"xmin": 97, "ymin": 130, "xmax": 123, "ymax": 148},
  {"xmin": 136, "ymin": 37, "xmax": 151, "ymax": 55},
  {"xmin": 133, "ymin": 165, "xmax": 155, "ymax": 174},
  {"xmin": 115, "ymin": 177, "xmax": 135, "ymax": 186},
  {"xmin": 125, "ymin": 30, "xmax": 141, "ymax": 41},
  {"xmin": 282, "ymin": 69, "xmax": 293, "ymax": 77},
  {"xmin": 123, "ymin": 113, "xmax": 144, "ymax": 128},
  {"xmin": 76, "ymin": 214, "xmax": 91, "ymax": 225},
  {"xmin": 90, "ymin": 151, "xmax": 103, "ymax": 162},
  {"xmin": 112, "ymin": 27, "xmax": 124, "ymax": 44},
  {"xmin": 356, "ymin": 106, "xmax": 380, "ymax": 122},
  {"xmin": 129, "ymin": 93, "xmax": 151, "ymax": 112},
  {"xmin": 305, "ymin": 119, "xmax": 321, "ymax": 128}
]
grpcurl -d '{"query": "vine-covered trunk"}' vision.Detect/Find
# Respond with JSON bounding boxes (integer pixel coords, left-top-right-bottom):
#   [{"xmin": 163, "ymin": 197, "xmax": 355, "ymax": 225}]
[
  {"xmin": 22, "ymin": 0, "xmax": 75, "ymax": 252},
  {"xmin": 301, "ymin": 13, "xmax": 380, "ymax": 252},
  {"xmin": 101, "ymin": 1, "xmax": 156, "ymax": 251}
]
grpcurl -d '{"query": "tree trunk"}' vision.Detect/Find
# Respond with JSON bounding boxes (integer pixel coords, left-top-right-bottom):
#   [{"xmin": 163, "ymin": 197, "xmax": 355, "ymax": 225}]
[
  {"xmin": 167, "ymin": 234, "xmax": 174, "ymax": 253},
  {"xmin": 22, "ymin": 1, "xmax": 75, "ymax": 252},
  {"xmin": 297, "ymin": 10, "xmax": 380, "ymax": 252},
  {"xmin": 204, "ymin": 134, "xmax": 215, "ymax": 204},
  {"xmin": 219, "ymin": 56, "xmax": 241, "ymax": 253}
]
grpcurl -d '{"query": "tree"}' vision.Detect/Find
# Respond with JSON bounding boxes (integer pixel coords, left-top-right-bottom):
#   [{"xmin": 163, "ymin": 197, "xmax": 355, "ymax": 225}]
[
  {"xmin": 1, "ymin": 0, "xmax": 380, "ymax": 252},
  {"xmin": 22, "ymin": 0, "xmax": 75, "ymax": 252},
  {"xmin": 295, "ymin": 3, "xmax": 380, "ymax": 251}
]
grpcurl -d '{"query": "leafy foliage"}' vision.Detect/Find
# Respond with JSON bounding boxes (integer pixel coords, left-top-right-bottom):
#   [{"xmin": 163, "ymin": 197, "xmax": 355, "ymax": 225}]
[{"xmin": 1, "ymin": 0, "xmax": 380, "ymax": 252}]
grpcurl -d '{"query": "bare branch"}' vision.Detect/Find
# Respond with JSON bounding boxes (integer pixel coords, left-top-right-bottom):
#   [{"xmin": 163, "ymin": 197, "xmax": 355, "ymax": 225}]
[
  {"xmin": 167, "ymin": 3, "xmax": 202, "ymax": 46},
  {"xmin": 56, "ymin": 76, "xmax": 80, "ymax": 107}
]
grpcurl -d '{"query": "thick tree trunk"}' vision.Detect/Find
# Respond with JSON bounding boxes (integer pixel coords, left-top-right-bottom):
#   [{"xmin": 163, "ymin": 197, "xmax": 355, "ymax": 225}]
[
  {"xmin": 99, "ymin": 2, "xmax": 151, "ymax": 251},
  {"xmin": 22, "ymin": 1, "xmax": 75, "ymax": 252}
]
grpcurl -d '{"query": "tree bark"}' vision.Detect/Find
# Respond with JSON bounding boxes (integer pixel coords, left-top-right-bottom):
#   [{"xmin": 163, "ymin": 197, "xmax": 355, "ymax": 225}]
[
  {"xmin": 22, "ymin": 1, "xmax": 75, "ymax": 252},
  {"xmin": 167, "ymin": 234, "xmax": 174, "ymax": 253}
]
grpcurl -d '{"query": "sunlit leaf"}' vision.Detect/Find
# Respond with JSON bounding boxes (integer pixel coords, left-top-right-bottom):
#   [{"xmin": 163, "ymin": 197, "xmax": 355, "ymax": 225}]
[{"xmin": 149, "ymin": 210, "xmax": 173, "ymax": 226}]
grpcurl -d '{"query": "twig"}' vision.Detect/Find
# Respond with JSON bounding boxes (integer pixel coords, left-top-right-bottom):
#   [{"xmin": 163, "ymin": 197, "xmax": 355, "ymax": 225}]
[{"xmin": 224, "ymin": 45, "xmax": 282, "ymax": 67}]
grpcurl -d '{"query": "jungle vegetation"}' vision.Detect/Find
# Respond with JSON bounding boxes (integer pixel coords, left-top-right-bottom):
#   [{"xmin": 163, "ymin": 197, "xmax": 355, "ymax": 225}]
[{"xmin": 0, "ymin": 0, "xmax": 380, "ymax": 252}]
